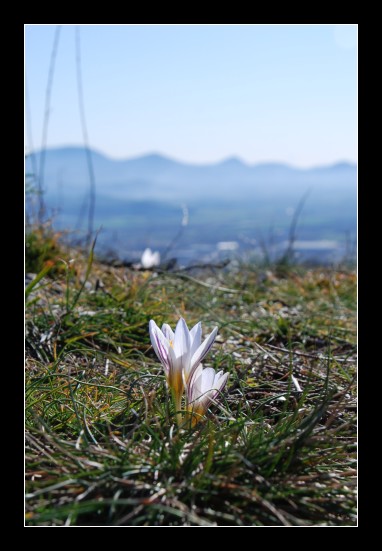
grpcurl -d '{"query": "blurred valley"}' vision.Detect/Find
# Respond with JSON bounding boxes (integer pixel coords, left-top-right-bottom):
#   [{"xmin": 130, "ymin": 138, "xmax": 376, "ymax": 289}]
[{"xmin": 26, "ymin": 146, "xmax": 357, "ymax": 265}]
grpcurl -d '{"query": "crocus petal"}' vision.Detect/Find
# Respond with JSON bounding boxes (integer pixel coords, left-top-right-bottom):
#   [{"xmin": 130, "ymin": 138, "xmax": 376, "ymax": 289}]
[
  {"xmin": 188, "ymin": 369, "xmax": 203, "ymax": 403},
  {"xmin": 141, "ymin": 248, "xmax": 153, "ymax": 268},
  {"xmin": 152, "ymin": 252, "xmax": 161, "ymax": 266},
  {"xmin": 167, "ymin": 345, "xmax": 183, "ymax": 393},
  {"xmin": 200, "ymin": 367, "xmax": 216, "ymax": 394},
  {"xmin": 197, "ymin": 368, "xmax": 219, "ymax": 412},
  {"xmin": 210, "ymin": 372, "xmax": 229, "ymax": 402},
  {"xmin": 149, "ymin": 320, "xmax": 170, "ymax": 374},
  {"xmin": 161, "ymin": 323, "xmax": 175, "ymax": 342},
  {"xmin": 189, "ymin": 322, "xmax": 202, "ymax": 358},
  {"xmin": 173, "ymin": 318, "xmax": 191, "ymax": 360},
  {"xmin": 186, "ymin": 363, "xmax": 203, "ymax": 402},
  {"xmin": 197, "ymin": 371, "xmax": 228, "ymax": 413},
  {"xmin": 188, "ymin": 326, "xmax": 218, "ymax": 382}
]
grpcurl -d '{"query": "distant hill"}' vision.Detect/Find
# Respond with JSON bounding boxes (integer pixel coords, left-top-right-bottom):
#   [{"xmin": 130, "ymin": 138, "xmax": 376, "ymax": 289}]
[{"xmin": 26, "ymin": 146, "xmax": 356, "ymax": 202}]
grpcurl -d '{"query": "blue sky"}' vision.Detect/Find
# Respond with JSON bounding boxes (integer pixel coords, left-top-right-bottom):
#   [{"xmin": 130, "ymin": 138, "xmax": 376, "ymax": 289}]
[{"xmin": 25, "ymin": 24, "xmax": 357, "ymax": 167}]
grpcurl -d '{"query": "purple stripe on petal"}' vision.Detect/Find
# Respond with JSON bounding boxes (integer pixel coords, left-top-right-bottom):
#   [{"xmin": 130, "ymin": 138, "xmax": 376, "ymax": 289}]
[
  {"xmin": 149, "ymin": 321, "xmax": 165, "ymax": 364},
  {"xmin": 155, "ymin": 334, "xmax": 170, "ymax": 373}
]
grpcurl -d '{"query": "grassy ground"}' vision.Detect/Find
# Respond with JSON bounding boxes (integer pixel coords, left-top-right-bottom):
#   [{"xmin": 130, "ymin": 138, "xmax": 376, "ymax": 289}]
[{"xmin": 25, "ymin": 234, "xmax": 357, "ymax": 526}]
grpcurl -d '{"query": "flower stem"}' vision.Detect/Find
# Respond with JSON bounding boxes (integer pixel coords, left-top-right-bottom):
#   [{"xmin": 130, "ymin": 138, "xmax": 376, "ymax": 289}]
[{"xmin": 172, "ymin": 390, "xmax": 182, "ymax": 427}]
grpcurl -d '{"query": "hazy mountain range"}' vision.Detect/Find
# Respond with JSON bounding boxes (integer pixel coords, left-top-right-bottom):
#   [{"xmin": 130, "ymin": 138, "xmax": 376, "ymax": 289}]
[
  {"xmin": 26, "ymin": 146, "xmax": 356, "ymax": 202},
  {"xmin": 26, "ymin": 147, "xmax": 357, "ymax": 264}
]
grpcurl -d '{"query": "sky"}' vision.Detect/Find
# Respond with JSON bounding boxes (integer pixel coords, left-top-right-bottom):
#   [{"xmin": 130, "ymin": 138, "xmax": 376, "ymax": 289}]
[{"xmin": 25, "ymin": 24, "xmax": 357, "ymax": 167}]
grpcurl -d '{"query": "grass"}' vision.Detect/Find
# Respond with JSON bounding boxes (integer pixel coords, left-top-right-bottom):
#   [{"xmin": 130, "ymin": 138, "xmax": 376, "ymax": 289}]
[{"xmin": 25, "ymin": 234, "xmax": 357, "ymax": 526}]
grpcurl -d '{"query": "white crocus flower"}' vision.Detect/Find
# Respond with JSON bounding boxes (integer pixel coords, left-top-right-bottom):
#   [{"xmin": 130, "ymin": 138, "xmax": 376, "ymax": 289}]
[
  {"xmin": 141, "ymin": 248, "xmax": 161, "ymax": 269},
  {"xmin": 187, "ymin": 367, "xmax": 229, "ymax": 425},
  {"xmin": 149, "ymin": 318, "xmax": 218, "ymax": 420}
]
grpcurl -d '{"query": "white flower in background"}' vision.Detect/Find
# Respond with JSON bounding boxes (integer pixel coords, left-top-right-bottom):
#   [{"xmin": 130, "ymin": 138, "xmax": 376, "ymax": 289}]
[
  {"xmin": 141, "ymin": 248, "xmax": 161, "ymax": 269},
  {"xmin": 187, "ymin": 366, "xmax": 228, "ymax": 425},
  {"xmin": 149, "ymin": 318, "xmax": 218, "ymax": 420}
]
